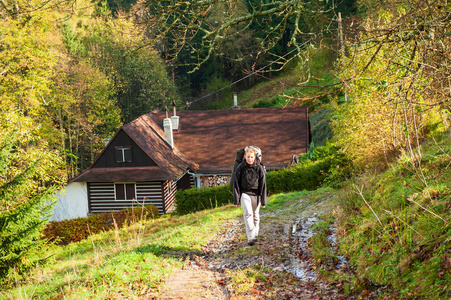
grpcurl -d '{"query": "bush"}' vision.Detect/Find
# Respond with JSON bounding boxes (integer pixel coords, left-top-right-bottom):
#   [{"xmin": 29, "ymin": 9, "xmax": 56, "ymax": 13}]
[
  {"xmin": 252, "ymin": 97, "xmax": 280, "ymax": 108},
  {"xmin": 42, "ymin": 205, "xmax": 159, "ymax": 245},
  {"xmin": 310, "ymin": 108, "xmax": 333, "ymax": 147},
  {"xmin": 174, "ymin": 143, "xmax": 352, "ymax": 215},
  {"xmin": 266, "ymin": 159, "xmax": 331, "ymax": 194},
  {"xmin": 175, "ymin": 185, "xmax": 233, "ymax": 215},
  {"xmin": 174, "ymin": 161, "xmax": 328, "ymax": 215},
  {"xmin": 267, "ymin": 142, "xmax": 352, "ymax": 193}
]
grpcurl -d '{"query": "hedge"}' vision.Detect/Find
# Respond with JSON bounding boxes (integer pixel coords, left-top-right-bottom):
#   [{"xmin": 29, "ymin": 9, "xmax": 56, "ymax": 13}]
[
  {"xmin": 174, "ymin": 161, "xmax": 331, "ymax": 215},
  {"xmin": 43, "ymin": 205, "xmax": 159, "ymax": 245},
  {"xmin": 174, "ymin": 143, "xmax": 352, "ymax": 215},
  {"xmin": 174, "ymin": 185, "xmax": 233, "ymax": 215},
  {"xmin": 265, "ymin": 159, "xmax": 333, "ymax": 194}
]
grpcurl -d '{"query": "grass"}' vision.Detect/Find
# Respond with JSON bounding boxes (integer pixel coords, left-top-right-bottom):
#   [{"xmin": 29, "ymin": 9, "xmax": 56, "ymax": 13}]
[
  {"xmin": 331, "ymin": 133, "xmax": 451, "ymax": 299},
  {"xmin": 237, "ymin": 72, "xmax": 339, "ymax": 110},
  {"xmin": 1, "ymin": 188, "xmax": 334, "ymax": 299},
  {"xmin": 310, "ymin": 216, "xmax": 335, "ymax": 267},
  {"xmin": 5, "ymin": 131, "xmax": 451, "ymax": 299},
  {"xmin": 197, "ymin": 51, "xmax": 338, "ymax": 111},
  {"xmin": 0, "ymin": 206, "xmax": 242, "ymax": 299}
]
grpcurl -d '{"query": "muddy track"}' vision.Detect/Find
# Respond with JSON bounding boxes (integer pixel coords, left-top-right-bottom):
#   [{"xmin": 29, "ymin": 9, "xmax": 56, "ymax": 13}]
[{"xmin": 155, "ymin": 193, "xmax": 385, "ymax": 300}]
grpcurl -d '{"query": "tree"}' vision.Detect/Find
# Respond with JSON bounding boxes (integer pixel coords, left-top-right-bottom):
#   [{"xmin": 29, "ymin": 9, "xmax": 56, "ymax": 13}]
[
  {"xmin": 133, "ymin": 0, "xmax": 360, "ymax": 106},
  {"xmin": 0, "ymin": 111, "xmax": 62, "ymax": 284},
  {"xmin": 61, "ymin": 8, "xmax": 181, "ymax": 123},
  {"xmin": 0, "ymin": 15, "xmax": 59, "ymax": 116},
  {"xmin": 48, "ymin": 59, "xmax": 122, "ymax": 177},
  {"xmin": 141, "ymin": 0, "xmax": 338, "ymax": 73},
  {"xmin": 330, "ymin": 0, "xmax": 451, "ymax": 169}
]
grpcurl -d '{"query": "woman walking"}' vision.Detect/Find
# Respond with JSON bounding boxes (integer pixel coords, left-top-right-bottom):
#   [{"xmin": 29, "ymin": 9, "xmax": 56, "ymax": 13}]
[{"xmin": 233, "ymin": 146, "xmax": 267, "ymax": 246}]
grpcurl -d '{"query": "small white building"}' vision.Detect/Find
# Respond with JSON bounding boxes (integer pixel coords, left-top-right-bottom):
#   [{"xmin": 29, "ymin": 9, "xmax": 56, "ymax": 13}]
[{"xmin": 51, "ymin": 182, "xmax": 89, "ymax": 221}]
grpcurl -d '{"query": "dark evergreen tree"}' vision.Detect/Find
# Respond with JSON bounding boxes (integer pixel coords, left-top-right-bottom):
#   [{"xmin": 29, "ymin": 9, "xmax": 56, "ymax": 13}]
[{"xmin": 0, "ymin": 134, "xmax": 56, "ymax": 285}]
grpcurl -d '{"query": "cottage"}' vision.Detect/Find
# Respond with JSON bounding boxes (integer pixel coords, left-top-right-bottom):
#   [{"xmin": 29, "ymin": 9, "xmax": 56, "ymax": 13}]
[{"xmin": 52, "ymin": 106, "xmax": 309, "ymax": 221}]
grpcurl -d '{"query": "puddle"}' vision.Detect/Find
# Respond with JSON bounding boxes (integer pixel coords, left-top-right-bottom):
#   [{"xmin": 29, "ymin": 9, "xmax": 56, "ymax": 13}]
[
  {"xmin": 293, "ymin": 216, "xmax": 320, "ymax": 248},
  {"xmin": 287, "ymin": 216, "xmax": 347, "ymax": 282},
  {"xmin": 288, "ymin": 258, "xmax": 317, "ymax": 281}
]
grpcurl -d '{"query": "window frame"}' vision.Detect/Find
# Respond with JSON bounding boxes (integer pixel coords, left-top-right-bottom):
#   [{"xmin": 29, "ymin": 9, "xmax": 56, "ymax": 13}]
[
  {"xmin": 114, "ymin": 183, "xmax": 136, "ymax": 201},
  {"xmin": 115, "ymin": 146, "xmax": 133, "ymax": 163}
]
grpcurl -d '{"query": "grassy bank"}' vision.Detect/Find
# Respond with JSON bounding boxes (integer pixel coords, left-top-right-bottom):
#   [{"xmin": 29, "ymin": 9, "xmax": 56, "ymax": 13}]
[
  {"xmin": 329, "ymin": 133, "xmax": 451, "ymax": 299},
  {"xmin": 1, "ymin": 206, "xmax": 242, "ymax": 299},
  {"xmin": 1, "ymin": 188, "xmax": 334, "ymax": 299}
]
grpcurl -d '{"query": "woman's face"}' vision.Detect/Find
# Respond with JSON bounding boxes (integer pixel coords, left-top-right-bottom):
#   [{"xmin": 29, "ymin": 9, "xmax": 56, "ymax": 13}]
[{"xmin": 245, "ymin": 152, "xmax": 256, "ymax": 165}]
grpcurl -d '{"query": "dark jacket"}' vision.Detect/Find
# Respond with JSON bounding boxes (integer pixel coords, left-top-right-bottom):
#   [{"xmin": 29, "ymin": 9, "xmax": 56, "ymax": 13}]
[{"xmin": 233, "ymin": 160, "xmax": 267, "ymax": 206}]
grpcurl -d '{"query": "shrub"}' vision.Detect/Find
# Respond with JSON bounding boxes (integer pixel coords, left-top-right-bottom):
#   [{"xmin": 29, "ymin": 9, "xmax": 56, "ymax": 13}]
[
  {"xmin": 266, "ymin": 159, "xmax": 332, "ymax": 194},
  {"xmin": 175, "ymin": 185, "xmax": 233, "ymax": 215},
  {"xmin": 42, "ymin": 205, "xmax": 159, "ymax": 245},
  {"xmin": 175, "ymin": 143, "xmax": 352, "ymax": 215},
  {"xmin": 174, "ymin": 161, "xmax": 328, "ymax": 215},
  {"xmin": 252, "ymin": 97, "xmax": 280, "ymax": 108},
  {"xmin": 266, "ymin": 143, "xmax": 352, "ymax": 193}
]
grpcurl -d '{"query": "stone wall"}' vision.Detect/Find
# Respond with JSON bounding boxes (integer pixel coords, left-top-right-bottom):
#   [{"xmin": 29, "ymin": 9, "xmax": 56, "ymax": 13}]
[{"xmin": 200, "ymin": 175, "xmax": 230, "ymax": 188}]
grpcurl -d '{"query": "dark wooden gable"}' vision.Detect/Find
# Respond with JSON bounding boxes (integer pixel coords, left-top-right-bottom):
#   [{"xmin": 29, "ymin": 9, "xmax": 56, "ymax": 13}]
[{"xmin": 92, "ymin": 129, "xmax": 158, "ymax": 168}]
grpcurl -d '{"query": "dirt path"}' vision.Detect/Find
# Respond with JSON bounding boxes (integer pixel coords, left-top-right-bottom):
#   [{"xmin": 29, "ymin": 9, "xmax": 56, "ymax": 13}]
[
  {"xmin": 154, "ymin": 192, "xmax": 384, "ymax": 300},
  {"xmin": 157, "ymin": 268, "xmax": 229, "ymax": 300}
]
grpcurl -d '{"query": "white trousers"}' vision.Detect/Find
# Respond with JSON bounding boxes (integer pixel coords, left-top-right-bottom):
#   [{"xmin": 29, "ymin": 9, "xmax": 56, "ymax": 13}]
[{"xmin": 241, "ymin": 193, "xmax": 261, "ymax": 242}]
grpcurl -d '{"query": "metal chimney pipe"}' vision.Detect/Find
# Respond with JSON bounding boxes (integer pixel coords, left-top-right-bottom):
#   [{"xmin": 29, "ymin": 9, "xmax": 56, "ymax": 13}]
[{"xmin": 232, "ymin": 92, "xmax": 240, "ymax": 109}]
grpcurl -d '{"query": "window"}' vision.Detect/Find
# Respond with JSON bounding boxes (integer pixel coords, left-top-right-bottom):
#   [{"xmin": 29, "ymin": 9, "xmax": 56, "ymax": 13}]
[
  {"xmin": 115, "ymin": 183, "xmax": 136, "ymax": 200},
  {"xmin": 115, "ymin": 146, "xmax": 132, "ymax": 163}
]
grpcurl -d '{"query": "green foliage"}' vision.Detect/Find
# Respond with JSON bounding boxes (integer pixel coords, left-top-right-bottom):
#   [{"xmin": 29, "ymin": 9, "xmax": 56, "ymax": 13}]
[
  {"xmin": 146, "ymin": 0, "xmax": 351, "ymax": 102},
  {"xmin": 49, "ymin": 59, "xmax": 122, "ymax": 175},
  {"xmin": 61, "ymin": 13, "xmax": 180, "ymax": 123},
  {"xmin": 43, "ymin": 205, "xmax": 160, "ymax": 245},
  {"xmin": 175, "ymin": 143, "xmax": 351, "ymax": 215},
  {"xmin": 0, "ymin": 123, "xmax": 62, "ymax": 285},
  {"xmin": 309, "ymin": 108, "xmax": 333, "ymax": 147},
  {"xmin": 268, "ymin": 142, "xmax": 352, "ymax": 193},
  {"xmin": 331, "ymin": 2, "xmax": 451, "ymax": 170},
  {"xmin": 175, "ymin": 185, "xmax": 233, "ymax": 215},
  {"xmin": 266, "ymin": 159, "xmax": 329, "ymax": 194},
  {"xmin": 201, "ymin": 77, "xmax": 234, "ymax": 110},
  {"xmin": 335, "ymin": 133, "xmax": 451, "ymax": 298},
  {"xmin": 313, "ymin": 142, "xmax": 353, "ymax": 187},
  {"xmin": 60, "ymin": 22, "xmax": 86, "ymax": 57},
  {"xmin": 252, "ymin": 97, "xmax": 281, "ymax": 108},
  {"xmin": 0, "ymin": 16, "xmax": 57, "ymax": 115},
  {"xmin": 301, "ymin": 45, "xmax": 336, "ymax": 79},
  {"xmin": 1, "ymin": 5, "xmax": 122, "ymax": 179}
]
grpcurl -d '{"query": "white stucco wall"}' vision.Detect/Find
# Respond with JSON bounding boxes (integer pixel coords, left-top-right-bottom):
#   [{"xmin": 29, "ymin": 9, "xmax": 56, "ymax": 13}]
[{"xmin": 50, "ymin": 182, "xmax": 89, "ymax": 221}]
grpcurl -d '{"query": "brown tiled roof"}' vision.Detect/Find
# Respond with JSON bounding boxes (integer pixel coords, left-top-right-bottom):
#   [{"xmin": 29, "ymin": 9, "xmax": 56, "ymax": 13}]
[
  {"xmin": 149, "ymin": 106, "xmax": 309, "ymax": 174},
  {"xmin": 70, "ymin": 114, "xmax": 198, "ymax": 183},
  {"xmin": 71, "ymin": 106, "xmax": 309, "ymax": 183},
  {"xmin": 123, "ymin": 113, "xmax": 198, "ymax": 175}
]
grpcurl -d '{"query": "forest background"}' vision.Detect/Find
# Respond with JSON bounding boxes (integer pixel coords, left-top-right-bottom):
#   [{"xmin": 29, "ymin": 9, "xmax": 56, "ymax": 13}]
[{"xmin": 1, "ymin": 0, "xmax": 451, "ymax": 297}]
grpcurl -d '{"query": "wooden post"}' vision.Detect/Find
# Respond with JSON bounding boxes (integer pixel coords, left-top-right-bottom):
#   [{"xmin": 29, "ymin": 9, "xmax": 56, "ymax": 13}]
[
  {"xmin": 338, "ymin": 12, "xmax": 344, "ymax": 57},
  {"xmin": 338, "ymin": 12, "xmax": 348, "ymax": 101}
]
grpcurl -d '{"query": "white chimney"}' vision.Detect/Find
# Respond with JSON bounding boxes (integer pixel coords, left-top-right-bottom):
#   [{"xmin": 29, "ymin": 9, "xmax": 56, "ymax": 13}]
[
  {"xmin": 171, "ymin": 115, "xmax": 180, "ymax": 131},
  {"xmin": 171, "ymin": 104, "xmax": 179, "ymax": 131},
  {"xmin": 232, "ymin": 92, "xmax": 240, "ymax": 109},
  {"xmin": 163, "ymin": 118, "xmax": 174, "ymax": 148},
  {"xmin": 103, "ymin": 138, "xmax": 111, "ymax": 146}
]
